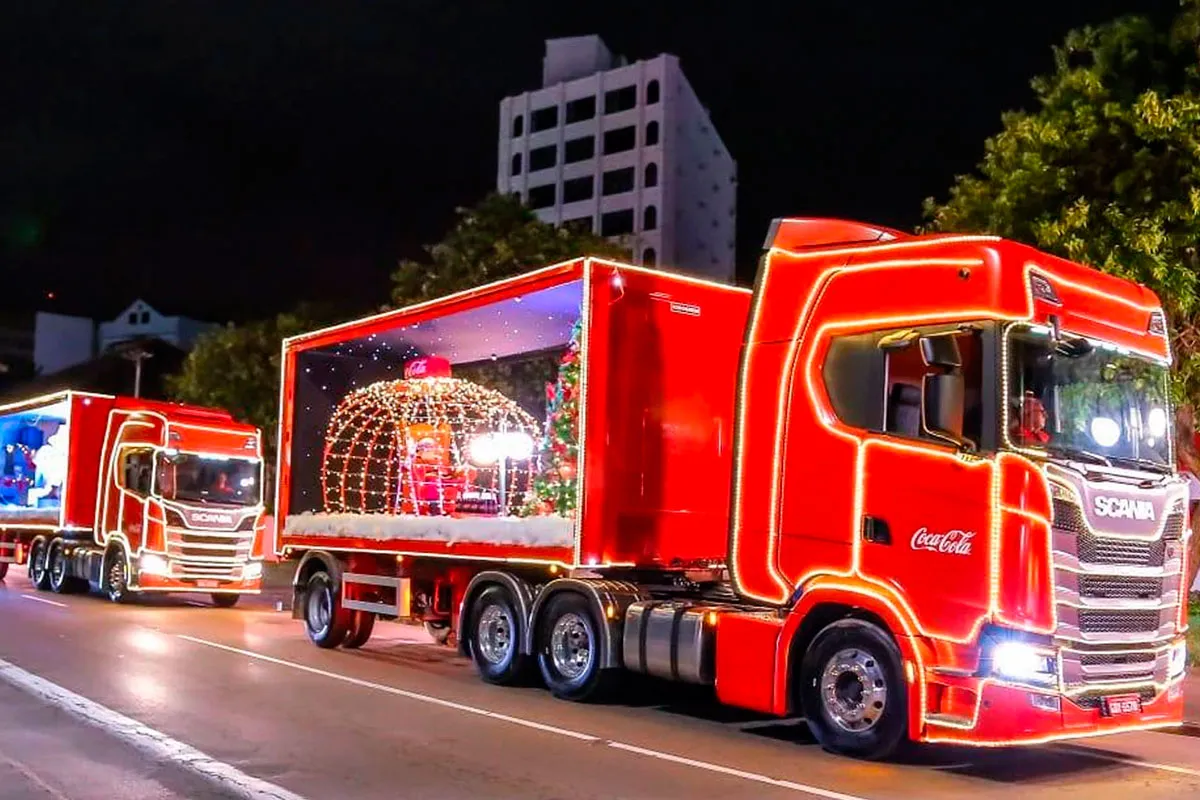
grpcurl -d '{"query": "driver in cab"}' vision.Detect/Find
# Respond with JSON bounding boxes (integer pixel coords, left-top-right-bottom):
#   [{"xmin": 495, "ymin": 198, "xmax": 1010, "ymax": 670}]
[{"xmin": 1012, "ymin": 391, "xmax": 1051, "ymax": 445}]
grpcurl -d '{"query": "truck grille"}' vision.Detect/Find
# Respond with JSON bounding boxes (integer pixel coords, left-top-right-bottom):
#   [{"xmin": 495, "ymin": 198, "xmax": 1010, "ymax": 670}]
[
  {"xmin": 166, "ymin": 527, "xmax": 254, "ymax": 580},
  {"xmin": 1050, "ymin": 492, "xmax": 1183, "ymax": 655},
  {"xmin": 1071, "ymin": 688, "xmax": 1156, "ymax": 710},
  {"xmin": 1078, "ymin": 610, "xmax": 1160, "ymax": 634},
  {"xmin": 1077, "ymin": 575, "xmax": 1162, "ymax": 600}
]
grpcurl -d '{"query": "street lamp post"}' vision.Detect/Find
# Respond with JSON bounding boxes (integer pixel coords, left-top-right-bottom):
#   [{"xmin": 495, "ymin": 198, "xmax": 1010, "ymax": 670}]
[{"xmin": 120, "ymin": 342, "xmax": 154, "ymax": 398}]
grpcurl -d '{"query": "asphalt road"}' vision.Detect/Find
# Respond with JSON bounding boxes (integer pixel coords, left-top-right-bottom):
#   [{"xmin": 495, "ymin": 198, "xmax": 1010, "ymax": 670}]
[{"xmin": 0, "ymin": 570, "xmax": 1198, "ymax": 800}]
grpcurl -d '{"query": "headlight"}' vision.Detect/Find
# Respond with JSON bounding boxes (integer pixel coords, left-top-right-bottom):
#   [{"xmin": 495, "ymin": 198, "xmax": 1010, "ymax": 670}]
[
  {"xmin": 243, "ymin": 561, "xmax": 264, "ymax": 581},
  {"xmin": 139, "ymin": 553, "xmax": 169, "ymax": 576},
  {"xmin": 992, "ymin": 641, "xmax": 1057, "ymax": 685},
  {"xmin": 1169, "ymin": 640, "xmax": 1188, "ymax": 679}
]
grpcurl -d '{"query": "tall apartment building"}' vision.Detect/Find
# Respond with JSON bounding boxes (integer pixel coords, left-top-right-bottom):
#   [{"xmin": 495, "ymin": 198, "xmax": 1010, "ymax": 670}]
[{"xmin": 497, "ymin": 35, "xmax": 736, "ymax": 282}]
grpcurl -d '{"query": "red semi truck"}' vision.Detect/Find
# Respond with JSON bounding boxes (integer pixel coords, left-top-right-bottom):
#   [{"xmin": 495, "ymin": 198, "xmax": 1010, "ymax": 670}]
[
  {"xmin": 0, "ymin": 390, "xmax": 267, "ymax": 606},
  {"xmin": 275, "ymin": 218, "xmax": 1189, "ymax": 758}
]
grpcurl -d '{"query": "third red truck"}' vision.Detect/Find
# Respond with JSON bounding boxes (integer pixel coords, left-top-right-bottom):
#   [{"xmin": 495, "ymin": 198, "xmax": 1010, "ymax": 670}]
[{"xmin": 273, "ymin": 218, "xmax": 1190, "ymax": 758}]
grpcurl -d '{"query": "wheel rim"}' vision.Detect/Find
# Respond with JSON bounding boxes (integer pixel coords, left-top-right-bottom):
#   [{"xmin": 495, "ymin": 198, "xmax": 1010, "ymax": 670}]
[
  {"xmin": 820, "ymin": 647, "xmax": 888, "ymax": 733},
  {"xmin": 476, "ymin": 604, "xmax": 514, "ymax": 666},
  {"xmin": 107, "ymin": 556, "xmax": 126, "ymax": 598},
  {"xmin": 549, "ymin": 612, "xmax": 592, "ymax": 681},
  {"xmin": 307, "ymin": 583, "xmax": 332, "ymax": 636}
]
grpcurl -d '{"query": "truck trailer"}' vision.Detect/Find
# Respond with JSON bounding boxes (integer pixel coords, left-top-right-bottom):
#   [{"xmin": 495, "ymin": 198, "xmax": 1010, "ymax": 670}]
[
  {"xmin": 0, "ymin": 390, "xmax": 267, "ymax": 606},
  {"xmin": 275, "ymin": 218, "xmax": 1189, "ymax": 758}
]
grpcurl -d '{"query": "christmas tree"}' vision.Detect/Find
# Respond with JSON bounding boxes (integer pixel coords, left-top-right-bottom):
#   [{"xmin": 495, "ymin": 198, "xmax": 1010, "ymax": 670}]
[{"xmin": 526, "ymin": 317, "xmax": 582, "ymax": 516}]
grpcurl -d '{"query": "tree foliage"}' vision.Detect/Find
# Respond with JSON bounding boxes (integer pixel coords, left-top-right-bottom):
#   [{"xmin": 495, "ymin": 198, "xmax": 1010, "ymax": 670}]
[
  {"xmin": 391, "ymin": 192, "xmax": 629, "ymax": 308},
  {"xmin": 166, "ymin": 304, "xmax": 335, "ymax": 459},
  {"xmin": 924, "ymin": 0, "xmax": 1200, "ymax": 589}
]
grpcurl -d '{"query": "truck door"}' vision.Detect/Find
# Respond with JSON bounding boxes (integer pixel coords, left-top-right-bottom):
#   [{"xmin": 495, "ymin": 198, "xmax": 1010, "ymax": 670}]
[
  {"xmin": 856, "ymin": 327, "xmax": 994, "ymax": 642},
  {"xmin": 106, "ymin": 447, "xmax": 154, "ymax": 547}
]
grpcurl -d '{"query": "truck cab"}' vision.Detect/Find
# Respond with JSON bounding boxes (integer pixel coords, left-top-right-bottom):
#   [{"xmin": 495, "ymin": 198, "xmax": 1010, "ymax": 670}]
[{"xmin": 729, "ymin": 219, "xmax": 1188, "ymax": 751}]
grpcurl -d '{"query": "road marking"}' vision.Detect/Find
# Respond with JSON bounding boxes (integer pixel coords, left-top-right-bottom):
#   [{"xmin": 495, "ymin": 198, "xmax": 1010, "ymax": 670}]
[
  {"xmin": 179, "ymin": 635, "xmax": 873, "ymax": 800},
  {"xmin": 0, "ymin": 746, "xmax": 71, "ymax": 800},
  {"xmin": 21, "ymin": 594, "xmax": 67, "ymax": 608},
  {"xmin": 0, "ymin": 656, "xmax": 306, "ymax": 800},
  {"xmin": 1050, "ymin": 745, "xmax": 1200, "ymax": 778}
]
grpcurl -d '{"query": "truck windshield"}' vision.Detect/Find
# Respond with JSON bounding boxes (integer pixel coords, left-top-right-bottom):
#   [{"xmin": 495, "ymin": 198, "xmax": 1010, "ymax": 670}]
[
  {"xmin": 1006, "ymin": 325, "xmax": 1172, "ymax": 471},
  {"xmin": 155, "ymin": 454, "xmax": 262, "ymax": 506}
]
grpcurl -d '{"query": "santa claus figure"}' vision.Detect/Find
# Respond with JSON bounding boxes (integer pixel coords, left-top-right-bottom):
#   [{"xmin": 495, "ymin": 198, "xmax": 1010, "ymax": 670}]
[{"xmin": 27, "ymin": 428, "xmax": 68, "ymax": 507}]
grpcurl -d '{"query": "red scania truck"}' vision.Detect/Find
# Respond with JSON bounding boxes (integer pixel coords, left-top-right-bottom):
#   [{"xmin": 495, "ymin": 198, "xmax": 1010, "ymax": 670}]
[
  {"xmin": 0, "ymin": 390, "xmax": 267, "ymax": 606},
  {"xmin": 275, "ymin": 218, "xmax": 1189, "ymax": 758}
]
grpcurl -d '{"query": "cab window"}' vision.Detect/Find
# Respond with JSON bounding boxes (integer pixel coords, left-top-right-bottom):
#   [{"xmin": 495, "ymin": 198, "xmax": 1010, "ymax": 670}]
[{"xmin": 121, "ymin": 448, "xmax": 154, "ymax": 495}]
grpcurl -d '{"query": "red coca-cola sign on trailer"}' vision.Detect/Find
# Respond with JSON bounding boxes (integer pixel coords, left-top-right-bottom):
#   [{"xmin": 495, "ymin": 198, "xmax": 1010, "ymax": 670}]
[{"xmin": 404, "ymin": 356, "xmax": 452, "ymax": 379}]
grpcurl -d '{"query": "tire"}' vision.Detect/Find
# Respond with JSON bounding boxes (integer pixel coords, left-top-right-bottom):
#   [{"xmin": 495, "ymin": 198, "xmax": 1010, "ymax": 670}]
[
  {"xmin": 29, "ymin": 539, "xmax": 52, "ymax": 591},
  {"xmin": 47, "ymin": 540, "xmax": 76, "ymax": 594},
  {"xmin": 303, "ymin": 571, "xmax": 351, "ymax": 648},
  {"xmin": 342, "ymin": 610, "xmax": 376, "ymax": 649},
  {"xmin": 798, "ymin": 618, "xmax": 909, "ymax": 760},
  {"xmin": 0, "ymin": 561, "xmax": 8, "ymax": 580},
  {"xmin": 104, "ymin": 547, "xmax": 135, "ymax": 604},
  {"xmin": 424, "ymin": 620, "xmax": 453, "ymax": 646},
  {"xmin": 535, "ymin": 592, "xmax": 614, "ymax": 702},
  {"xmin": 467, "ymin": 585, "xmax": 532, "ymax": 685},
  {"xmin": 211, "ymin": 593, "xmax": 240, "ymax": 608}
]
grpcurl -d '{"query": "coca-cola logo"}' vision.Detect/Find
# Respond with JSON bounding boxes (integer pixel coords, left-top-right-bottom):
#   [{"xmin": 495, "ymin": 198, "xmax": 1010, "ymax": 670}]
[{"xmin": 910, "ymin": 527, "xmax": 976, "ymax": 556}]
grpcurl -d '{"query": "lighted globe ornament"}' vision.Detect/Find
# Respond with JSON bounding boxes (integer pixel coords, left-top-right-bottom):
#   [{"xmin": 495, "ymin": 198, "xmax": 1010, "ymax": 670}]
[{"xmin": 320, "ymin": 356, "xmax": 541, "ymax": 516}]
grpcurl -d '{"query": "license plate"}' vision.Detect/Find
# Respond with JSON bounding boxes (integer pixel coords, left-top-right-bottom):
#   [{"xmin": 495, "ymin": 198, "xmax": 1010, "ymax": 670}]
[
  {"xmin": 1103, "ymin": 694, "xmax": 1142, "ymax": 716},
  {"xmin": 196, "ymin": 580, "xmax": 219, "ymax": 589}
]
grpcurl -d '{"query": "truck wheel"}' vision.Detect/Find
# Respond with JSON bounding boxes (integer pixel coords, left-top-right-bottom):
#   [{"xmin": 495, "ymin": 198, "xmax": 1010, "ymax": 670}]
[
  {"xmin": 303, "ymin": 571, "xmax": 350, "ymax": 648},
  {"xmin": 29, "ymin": 539, "xmax": 52, "ymax": 591},
  {"xmin": 798, "ymin": 618, "xmax": 908, "ymax": 760},
  {"xmin": 47, "ymin": 540, "xmax": 77, "ymax": 594},
  {"xmin": 211, "ymin": 593, "xmax": 240, "ymax": 608},
  {"xmin": 342, "ymin": 610, "xmax": 376, "ymax": 649},
  {"xmin": 0, "ymin": 561, "xmax": 8, "ymax": 580},
  {"xmin": 105, "ymin": 549, "xmax": 135, "ymax": 604},
  {"xmin": 535, "ymin": 592, "xmax": 613, "ymax": 702},
  {"xmin": 467, "ymin": 585, "xmax": 531, "ymax": 685}
]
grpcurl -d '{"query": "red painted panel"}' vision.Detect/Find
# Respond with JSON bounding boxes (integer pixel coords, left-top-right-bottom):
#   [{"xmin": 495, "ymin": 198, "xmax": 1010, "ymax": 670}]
[{"xmin": 713, "ymin": 611, "xmax": 784, "ymax": 714}]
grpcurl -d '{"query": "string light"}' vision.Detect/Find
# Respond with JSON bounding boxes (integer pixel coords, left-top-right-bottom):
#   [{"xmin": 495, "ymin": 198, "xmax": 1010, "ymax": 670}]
[{"xmin": 320, "ymin": 370, "xmax": 541, "ymax": 517}]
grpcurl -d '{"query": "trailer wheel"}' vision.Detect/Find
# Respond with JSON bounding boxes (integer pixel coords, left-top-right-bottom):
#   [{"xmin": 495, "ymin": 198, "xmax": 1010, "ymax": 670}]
[
  {"xmin": 28, "ymin": 538, "xmax": 52, "ymax": 591},
  {"xmin": 211, "ymin": 593, "xmax": 240, "ymax": 608},
  {"xmin": 342, "ymin": 610, "xmax": 376, "ymax": 649},
  {"xmin": 303, "ymin": 570, "xmax": 350, "ymax": 648},
  {"xmin": 467, "ymin": 585, "xmax": 531, "ymax": 685},
  {"xmin": 798, "ymin": 618, "xmax": 908, "ymax": 760},
  {"xmin": 535, "ymin": 592, "xmax": 613, "ymax": 702},
  {"xmin": 47, "ymin": 540, "xmax": 77, "ymax": 594},
  {"xmin": 104, "ymin": 547, "xmax": 135, "ymax": 604}
]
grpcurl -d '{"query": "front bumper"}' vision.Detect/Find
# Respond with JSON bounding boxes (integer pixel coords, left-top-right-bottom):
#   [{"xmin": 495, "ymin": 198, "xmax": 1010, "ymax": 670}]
[
  {"xmin": 922, "ymin": 674, "xmax": 1186, "ymax": 746},
  {"xmin": 132, "ymin": 567, "xmax": 264, "ymax": 594}
]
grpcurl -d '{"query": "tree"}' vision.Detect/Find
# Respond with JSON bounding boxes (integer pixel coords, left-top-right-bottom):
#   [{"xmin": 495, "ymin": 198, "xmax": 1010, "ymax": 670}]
[
  {"xmin": 391, "ymin": 192, "xmax": 629, "ymax": 307},
  {"xmin": 924, "ymin": 1, "xmax": 1200, "ymax": 592},
  {"xmin": 166, "ymin": 304, "xmax": 337, "ymax": 507}
]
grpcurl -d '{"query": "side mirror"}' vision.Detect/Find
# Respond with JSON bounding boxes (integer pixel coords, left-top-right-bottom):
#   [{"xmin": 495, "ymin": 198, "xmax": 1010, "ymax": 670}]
[
  {"xmin": 920, "ymin": 334, "xmax": 961, "ymax": 369},
  {"xmin": 923, "ymin": 373, "xmax": 968, "ymax": 448}
]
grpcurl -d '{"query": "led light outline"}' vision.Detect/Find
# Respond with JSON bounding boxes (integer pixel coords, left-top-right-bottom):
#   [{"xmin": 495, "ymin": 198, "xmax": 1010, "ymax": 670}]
[{"xmin": 0, "ymin": 391, "xmax": 84, "ymax": 533}]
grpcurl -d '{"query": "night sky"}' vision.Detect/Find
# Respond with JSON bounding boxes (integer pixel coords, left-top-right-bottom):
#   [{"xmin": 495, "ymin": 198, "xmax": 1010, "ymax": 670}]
[{"xmin": 1, "ymin": 0, "xmax": 1181, "ymax": 325}]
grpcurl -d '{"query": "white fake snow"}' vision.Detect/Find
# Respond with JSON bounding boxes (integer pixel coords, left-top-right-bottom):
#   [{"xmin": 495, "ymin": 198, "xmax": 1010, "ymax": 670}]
[{"xmin": 284, "ymin": 512, "xmax": 575, "ymax": 548}]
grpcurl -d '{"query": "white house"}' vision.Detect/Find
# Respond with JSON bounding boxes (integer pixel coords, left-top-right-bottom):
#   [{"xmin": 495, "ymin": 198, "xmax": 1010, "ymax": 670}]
[{"xmin": 33, "ymin": 300, "xmax": 215, "ymax": 376}]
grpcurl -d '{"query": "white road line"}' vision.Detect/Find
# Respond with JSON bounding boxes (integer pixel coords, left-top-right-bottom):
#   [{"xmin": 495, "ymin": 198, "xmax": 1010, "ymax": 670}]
[
  {"xmin": 0, "ymin": 746, "xmax": 71, "ymax": 800},
  {"xmin": 1051, "ymin": 745, "xmax": 1200, "ymax": 778},
  {"xmin": 178, "ymin": 635, "xmax": 873, "ymax": 800},
  {"xmin": 21, "ymin": 594, "xmax": 67, "ymax": 608},
  {"xmin": 0, "ymin": 656, "xmax": 306, "ymax": 800}
]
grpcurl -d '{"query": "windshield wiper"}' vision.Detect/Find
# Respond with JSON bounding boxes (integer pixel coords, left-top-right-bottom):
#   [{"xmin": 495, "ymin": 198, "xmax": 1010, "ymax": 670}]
[
  {"xmin": 1105, "ymin": 454, "xmax": 1172, "ymax": 475},
  {"xmin": 1045, "ymin": 444, "xmax": 1112, "ymax": 467}
]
